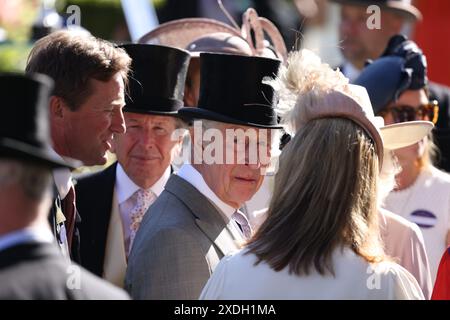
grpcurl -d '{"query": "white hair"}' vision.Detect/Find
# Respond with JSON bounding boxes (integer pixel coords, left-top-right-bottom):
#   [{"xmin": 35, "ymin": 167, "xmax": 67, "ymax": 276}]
[{"xmin": 0, "ymin": 159, "xmax": 52, "ymax": 200}]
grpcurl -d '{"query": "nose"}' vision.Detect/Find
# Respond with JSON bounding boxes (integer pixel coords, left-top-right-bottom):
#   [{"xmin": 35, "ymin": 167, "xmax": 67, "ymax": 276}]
[
  {"xmin": 247, "ymin": 162, "xmax": 261, "ymax": 170},
  {"xmin": 140, "ymin": 129, "xmax": 157, "ymax": 149},
  {"xmin": 244, "ymin": 151, "xmax": 262, "ymax": 170},
  {"xmin": 111, "ymin": 107, "xmax": 126, "ymax": 134},
  {"xmin": 243, "ymin": 141, "xmax": 271, "ymax": 170}
]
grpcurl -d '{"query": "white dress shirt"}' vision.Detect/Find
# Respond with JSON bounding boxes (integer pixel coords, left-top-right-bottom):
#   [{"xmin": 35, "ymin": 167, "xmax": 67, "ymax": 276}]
[
  {"xmin": 49, "ymin": 148, "xmax": 73, "ymax": 199},
  {"xmin": 176, "ymin": 164, "xmax": 244, "ymax": 237},
  {"xmin": 115, "ymin": 164, "xmax": 170, "ymax": 253},
  {"xmin": 0, "ymin": 228, "xmax": 54, "ymax": 253}
]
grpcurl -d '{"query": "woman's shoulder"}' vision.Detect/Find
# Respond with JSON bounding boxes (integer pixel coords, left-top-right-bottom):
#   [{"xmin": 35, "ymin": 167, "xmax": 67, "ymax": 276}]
[
  {"xmin": 370, "ymin": 259, "xmax": 410, "ymax": 275},
  {"xmin": 368, "ymin": 260, "xmax": 424, "ymax": 299},
  {"xmin": 221, "ymin": 248, "xmax": 259, "ymax": 267}
]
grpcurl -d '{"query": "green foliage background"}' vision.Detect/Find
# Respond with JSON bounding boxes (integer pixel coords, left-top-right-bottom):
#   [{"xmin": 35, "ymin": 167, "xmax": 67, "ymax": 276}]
[{"xmin": 0, "ymin": 0, "xmax": 165, "ymax": 71}]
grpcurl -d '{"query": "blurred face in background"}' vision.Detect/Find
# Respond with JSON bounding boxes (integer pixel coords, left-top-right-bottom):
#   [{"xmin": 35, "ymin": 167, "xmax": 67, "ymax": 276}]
[{"xmin": 339, "ymin": 4, "xmax": 405, "ymax": 69}]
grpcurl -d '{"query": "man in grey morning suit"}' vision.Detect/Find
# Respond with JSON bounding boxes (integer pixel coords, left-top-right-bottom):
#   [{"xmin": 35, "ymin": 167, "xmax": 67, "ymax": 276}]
[{"xmin": 125, "ymin": 52, "xmax": 282, "ymax": 299}]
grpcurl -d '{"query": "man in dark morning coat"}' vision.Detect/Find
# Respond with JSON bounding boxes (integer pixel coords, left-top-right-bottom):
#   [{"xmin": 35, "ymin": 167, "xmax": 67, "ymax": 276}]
[
  {"xmin": 25, "ymin": 30, "xmax": 132, "ymax": 262},
  {"xmin": 75, "ymin": 44, "xmax": 190, "ymax": 287},
  {"xmin": 0, "ymin": 73, "xmax": 129, "ymax": 299}
]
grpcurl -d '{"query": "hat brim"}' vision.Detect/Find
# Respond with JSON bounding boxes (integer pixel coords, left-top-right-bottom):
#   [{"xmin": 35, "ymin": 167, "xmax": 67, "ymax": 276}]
[
  {"xmin": 0, "ymin": 138, "xmax": 81, "ymax": 169},
  {"xmin": 178, "ymin": 107, "xmax": 283, "ymax": 129},
  {"xmin": 330, "ymin": 0, "xmax": 422, "ymax": 21},
  {"xmin": 123, "ymin": 108, "xmax": 181, "ymax": 117},
  {"xmin": 138, "ymin": 18, "xmax": 242, "ymax": 49},
  {"xmin": 380, "ymin": 121, "xmax": 433, "ymax": 150}
]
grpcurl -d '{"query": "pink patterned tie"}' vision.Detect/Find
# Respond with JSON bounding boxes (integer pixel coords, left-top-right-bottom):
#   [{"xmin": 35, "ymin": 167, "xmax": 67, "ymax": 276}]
[
  {"xmin": 129, "ymin": 189, "xmax": 156, "ymax": 251},
  {"xmin": 232, "ymin": 210, "xmax": 252, "ymax": 239}
]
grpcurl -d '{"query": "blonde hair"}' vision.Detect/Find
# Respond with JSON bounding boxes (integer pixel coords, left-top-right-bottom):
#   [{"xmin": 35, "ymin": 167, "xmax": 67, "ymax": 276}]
[
  {"xmin": 246, "ymin": 49, "xmax": 385, "ymax": 275},
  {"xmin": 419, "ymin": 133, "xmax": 439, "ymax": 168}
]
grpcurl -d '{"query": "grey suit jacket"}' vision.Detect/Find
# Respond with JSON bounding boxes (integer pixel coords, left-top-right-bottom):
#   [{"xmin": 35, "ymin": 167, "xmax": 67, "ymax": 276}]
[
  {"xmin": 125, "ymin": 174, "xmax": 243, "ymax": 299},
  {"xmin": 0, "ymin": 242, "xmax": 129, "ymax": 300}
]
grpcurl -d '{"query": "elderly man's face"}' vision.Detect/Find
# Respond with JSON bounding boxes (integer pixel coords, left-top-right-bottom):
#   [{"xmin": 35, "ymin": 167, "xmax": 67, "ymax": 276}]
[
  {"xmin": 113, "ymin": 113, "xmax": 182, "ymax": 189},
  {"xmin": 196, "ymin": 123, "xmax": 273, "ymax": 209},
  {"xmin": 339, "ymin": 5, "xmax": 404, "ymax": 69}
]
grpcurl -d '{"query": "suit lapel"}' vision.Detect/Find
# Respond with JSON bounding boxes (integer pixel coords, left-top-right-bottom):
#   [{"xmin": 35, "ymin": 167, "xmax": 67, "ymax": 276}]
[
  {"xmin": 194, "ymin": 220, "xmax": 240, "ymax": 256},
  {"xmin": 164, "ymin": 175, "xmax": 243, "ymax": 256}
]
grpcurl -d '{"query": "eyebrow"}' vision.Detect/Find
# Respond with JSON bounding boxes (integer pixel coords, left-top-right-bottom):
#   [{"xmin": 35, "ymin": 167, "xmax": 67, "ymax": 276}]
[
  {"xmin": 126, "ymin": 118, "xmax": 142, "ymax": 123},
  {"xmin": 153, "ymin": 119, "xmax": 173, "ymax": 126}
]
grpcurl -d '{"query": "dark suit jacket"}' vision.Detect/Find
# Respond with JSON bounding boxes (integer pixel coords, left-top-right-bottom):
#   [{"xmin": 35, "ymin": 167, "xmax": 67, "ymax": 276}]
[
  {"xmin": 0, "ymin": 241, "xmax": 129, "ymax": 299},
  {"xmin": 76, "ymin": 162, "xmax": 175, "ymax": 277},
  {"xmin": 76, "ymin": 162, "xmax": 117, "ymax": 277},
  {"xmin": 429, "ymin": 82, "xmax": 450, "ymax": 173}
]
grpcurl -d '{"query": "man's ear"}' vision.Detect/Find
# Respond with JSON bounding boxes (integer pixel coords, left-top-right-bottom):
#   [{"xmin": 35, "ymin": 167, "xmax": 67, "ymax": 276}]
[{"xmin": 49, "ymin": 95, "xmax": 65, "ymax": 120}]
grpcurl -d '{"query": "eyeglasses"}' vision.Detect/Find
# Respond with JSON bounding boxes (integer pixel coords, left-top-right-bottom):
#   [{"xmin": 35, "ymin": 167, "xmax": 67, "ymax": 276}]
[{"xmin": 380, "ymin": 100, "xmax": 439, "ymax": 124}]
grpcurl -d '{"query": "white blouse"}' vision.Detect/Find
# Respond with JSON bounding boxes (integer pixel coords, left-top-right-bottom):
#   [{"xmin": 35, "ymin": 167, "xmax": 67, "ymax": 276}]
[{"xmin": 200, "ymin": 247, "xmax": 424, "ymax": 300}]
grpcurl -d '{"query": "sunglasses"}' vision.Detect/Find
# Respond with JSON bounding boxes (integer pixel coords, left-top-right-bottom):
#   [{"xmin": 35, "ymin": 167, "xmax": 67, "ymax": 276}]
[{"xmin": 380, "ymin": 100, "xmax": 439, "ymax": 124}]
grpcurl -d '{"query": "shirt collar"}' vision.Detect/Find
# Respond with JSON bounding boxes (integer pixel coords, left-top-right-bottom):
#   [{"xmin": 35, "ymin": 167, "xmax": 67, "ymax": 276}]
[
  {"xmin": 176, "ymin": 164, "xmax": 236, "ymax": 221},
  {"xmin": 115, "ymin": 163, "xmax": 171, "ymax": 204},
  {"xmin": 0, "ymin": 227, "xmax": 54, "ymax": 253},
  {"xmin": 50, "ymin": 148, "xmax": 73, "ymax": 199},
  {"xmin": 342, "ymin": 61, "xmax": 362, "ymax": 83}
]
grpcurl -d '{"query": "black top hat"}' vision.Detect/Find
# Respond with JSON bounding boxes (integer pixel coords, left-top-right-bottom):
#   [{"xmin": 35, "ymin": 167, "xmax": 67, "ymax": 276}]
[
  {"xmin": 330, "ymin": 0, "xmax": 422, "ymax": 21},
  {"xmin": 120, "ymin": 44, "xmax": 191, "ymax": 116},
  {"xmin": 178, "ymin": 53, "xmax": 282, "ymax": 129},
  {"xmin": 0, "ymin": 73, "xmax": 79, "ymax": 169}
]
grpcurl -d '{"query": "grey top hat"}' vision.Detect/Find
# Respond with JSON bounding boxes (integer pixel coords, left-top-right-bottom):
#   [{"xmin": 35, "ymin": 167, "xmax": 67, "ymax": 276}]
[{"xmin": 331, "ymin": 0, "xmax": 422, "ymax": 21}]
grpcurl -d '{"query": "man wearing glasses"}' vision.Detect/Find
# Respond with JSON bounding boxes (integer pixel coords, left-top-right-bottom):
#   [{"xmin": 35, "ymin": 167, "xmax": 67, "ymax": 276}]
[{"xmin": 355, "ymin": 35, "xmax": 450, "ymax": 284}]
